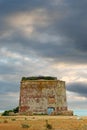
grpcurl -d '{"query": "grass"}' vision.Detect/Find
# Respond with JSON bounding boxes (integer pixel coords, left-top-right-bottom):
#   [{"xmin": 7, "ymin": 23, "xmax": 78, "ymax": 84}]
[{"xmin": 0, "ymin": 116, "xmax": 87, "ymax": 130}]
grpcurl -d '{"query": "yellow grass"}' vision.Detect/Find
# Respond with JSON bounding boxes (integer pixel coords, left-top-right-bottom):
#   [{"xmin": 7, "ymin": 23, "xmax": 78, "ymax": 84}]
[{"xmin": 0, "ymin": 116, "xmax": 87, "ymax": 130}]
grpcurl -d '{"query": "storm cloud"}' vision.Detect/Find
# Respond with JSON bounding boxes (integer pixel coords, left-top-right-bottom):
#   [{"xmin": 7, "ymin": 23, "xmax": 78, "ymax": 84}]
[{"xmin": 67, "ymin": 82, "xmax": 87, "ymax": 98}]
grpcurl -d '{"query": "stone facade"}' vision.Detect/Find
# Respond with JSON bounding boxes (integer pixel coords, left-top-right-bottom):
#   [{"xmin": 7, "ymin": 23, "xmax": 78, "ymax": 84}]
[{"xmin": 19, "ymin": 78, "xmax": 72, "ymax": 115}]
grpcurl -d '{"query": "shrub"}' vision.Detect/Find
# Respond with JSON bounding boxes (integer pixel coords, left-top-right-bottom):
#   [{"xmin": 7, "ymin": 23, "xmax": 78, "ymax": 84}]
[
  {"xmin": 13, "ymin": 106, "xmax": 19, "ymax": 113},
  {"xmin": 2, "ymin": 110, "xmax": 12, "ymax": 116},
  {"xmin": 25, "ymin": 117, "xmax": 27, "ymax": 120},
  {"xmin": 11, "ymin": 118, "xmax": 16, "ymax": 121},
  {"xmin": 3, "ymin": 120, "xmax": 8, "ymax": 123},
  {"xmin": 21, "ymin": 76, "xmax": 57, "ymax": 81},
  {"xmin": 45, "ymin": 120, "xmax": 52, "ymax": 130},
  {"xmin": 2, "ymin": 106, "xmax": 19, "ymax": 116},
  {"xmin": 21, "ymin": 123, "xmax": 30, "ymax": 128}
]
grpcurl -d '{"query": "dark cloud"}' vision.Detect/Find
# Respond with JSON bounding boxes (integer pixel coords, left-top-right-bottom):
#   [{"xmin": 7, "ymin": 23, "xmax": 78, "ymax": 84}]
[
  {"xmin": 67, "ymin": 82, "xmax": 87, "ymax": 98},
  {"xmin": 52, "ymin": 0, "xmax": 87, "ymax": 52},
  {"xmin": 1, "ymin": 37, "xmax": 86, "ymax": 65},
  {"xmin": 0, "ymin": 0, "xmax": 50, "ymax": 17},
  {"xmin": 0, "ymin": 63, "xmax": 18, "ymax": 74},
  {"xmin": 0, "ymin": 0, "xmax": 87, "ymax": 64},
  {"xmin": 0, "ymin": 81, "xmax": 19, "ymax": 94}
]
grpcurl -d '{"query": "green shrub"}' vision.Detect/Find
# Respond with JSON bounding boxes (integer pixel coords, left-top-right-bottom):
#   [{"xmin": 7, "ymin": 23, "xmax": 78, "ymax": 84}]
[
  {"xmin": 2, "ymin": 106, "xmax": 19, "ymax": 116},
  {"xmin": 2, "ymin": 110, "xmax": 12, "ymax": 116},
  {"xmin": 21, "ymin": 76, "xmax": 57, "ymax": 81},
  {"xmin": 13, "ymin": 106, "xmax": 19, "ymax": 113}
]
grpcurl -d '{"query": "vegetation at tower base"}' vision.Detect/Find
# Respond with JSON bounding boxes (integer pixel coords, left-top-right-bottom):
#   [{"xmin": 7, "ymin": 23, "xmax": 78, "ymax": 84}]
[
  {"xmin": 2, "ymin": 106, "xmax": 19, "ymax": 116},
  {"xmin": 21, "ymin": 76, "xmax": 57, "ymax": 81}
]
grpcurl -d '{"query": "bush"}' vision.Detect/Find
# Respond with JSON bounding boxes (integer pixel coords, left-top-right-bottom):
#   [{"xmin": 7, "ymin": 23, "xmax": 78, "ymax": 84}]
[
  {"xmin": 3, "ymin": 120, "xmax": 8, "ymax": 123},
  {"xmin": 11, "ymin": 118, "xmax": 16, "ymax": 121},
  {"xmin": 21, "ymin": 76, "xmax": 57, "ymax": 81},
  {"xmin": 2, "ymin": 106, "xmax": 19, "ymax": 116},
  {"xmin": 45, "ymin": 120, "xmax": 52, "ymax": 130},
  {"xmin": 2, "ymin": 110, "xmax": 12, "ymax": 116},
  {"xmin": 13, "ymin": 106, "xmax": 19, "ymax": 113},
  {"xmin": 21, "ymin": 123, "xmax": 30, "ymax": 128}
]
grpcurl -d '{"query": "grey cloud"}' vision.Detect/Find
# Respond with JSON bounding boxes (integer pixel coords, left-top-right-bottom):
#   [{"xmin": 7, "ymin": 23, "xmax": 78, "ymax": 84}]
[
  {"xmin": 68, "ymin": 100, "xmax": 87, "ymax": 109},
  {"xmin": 52, "ymin": 0, "xmax": 87, "ymax": 52},
  {"xmin": 0, "ymin": 81, "xmax": 19, "ymax": 94},
  {"xmin": 0, "ymin": 93, "xmax": 19, "ymax": 110},
  {"xmin": 1, "ymin": 35, "xmax": 86, "ymax": 65},
  {"xmin": 0, "ymin": 0, "xmax": 87, "ymax": 64},
  {"xmin": 0, "ymin": 0, "xmax": 50, "ymax": 17},
  {"xmin": 67, "ymin": 82, "xmax": 87, "ymax": 97},
  {"xmin": 0, "ymin": 63, "xmax": 18, "ymax": 74}
]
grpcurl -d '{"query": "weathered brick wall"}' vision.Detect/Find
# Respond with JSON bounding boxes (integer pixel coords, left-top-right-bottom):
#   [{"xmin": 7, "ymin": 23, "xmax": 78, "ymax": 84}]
[{"xmin": 19, "ymin": 80, "xmax": 68, "ymax": 115}]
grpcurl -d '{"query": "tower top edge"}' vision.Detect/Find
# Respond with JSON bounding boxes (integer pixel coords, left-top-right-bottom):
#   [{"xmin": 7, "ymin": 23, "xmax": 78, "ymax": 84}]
[
  {"xmin": 20, "ymin": 79, "xmax": 65, "ymax": 83},
  {"xmin": 20, "ymin": 76, "xmax": 65, "ymax": 83}
]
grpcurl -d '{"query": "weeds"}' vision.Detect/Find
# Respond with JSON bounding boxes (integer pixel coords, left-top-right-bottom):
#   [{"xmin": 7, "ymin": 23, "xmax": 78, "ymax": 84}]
[
  {"xmin": 21, "ymin": 123, "xmax": 30, "ymax": 128},
  {"xmin": 25, "ymin": 117, "xmax": 27, "ymax": 120},
  {"xmin": 45, "ymin": 120, "xmax": 53, "ymax": 130},
  {"xmin": 3, "ymin": 120, "xmax": 8, "ymax": 123},
  {"xmin": 11, "ymin": 118, "xmax": 16, "ymax": 121}
]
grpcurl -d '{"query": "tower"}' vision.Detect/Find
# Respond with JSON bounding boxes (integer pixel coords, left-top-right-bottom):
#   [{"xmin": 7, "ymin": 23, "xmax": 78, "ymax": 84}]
[{"xmin": 19, "ymin": 76, "xmax": 73, "ymax": 115}]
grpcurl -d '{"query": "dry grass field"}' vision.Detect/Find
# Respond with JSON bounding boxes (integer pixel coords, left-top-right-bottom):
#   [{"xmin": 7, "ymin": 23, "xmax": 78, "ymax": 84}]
[{"xmin": 0, "ymin": 116, "xmax": 87, "ymax": 130}]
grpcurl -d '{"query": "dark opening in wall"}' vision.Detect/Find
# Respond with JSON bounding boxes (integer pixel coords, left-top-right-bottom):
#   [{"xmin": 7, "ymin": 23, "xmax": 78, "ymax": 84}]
[{"xmin": 47, "ymin": 107, "xmax": 55, "ymax": 115}]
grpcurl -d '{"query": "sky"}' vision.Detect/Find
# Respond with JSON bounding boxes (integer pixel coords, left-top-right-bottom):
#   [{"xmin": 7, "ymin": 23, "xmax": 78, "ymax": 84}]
[{"xmin": 0, "ymin": 0, "xmax": 87, "ymax": 111}]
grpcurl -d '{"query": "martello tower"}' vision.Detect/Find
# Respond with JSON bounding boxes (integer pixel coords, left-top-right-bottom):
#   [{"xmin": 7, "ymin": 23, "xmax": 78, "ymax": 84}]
[{"xmin": 19, "ymin": 76, "xmax": 73, "ymax": 115}]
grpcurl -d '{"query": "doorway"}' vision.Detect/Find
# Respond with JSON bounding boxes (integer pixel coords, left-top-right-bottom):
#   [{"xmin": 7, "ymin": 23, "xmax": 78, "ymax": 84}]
[{"xmin": 47, "ymin": 107, "xmax": 55, "ymax": 115}]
